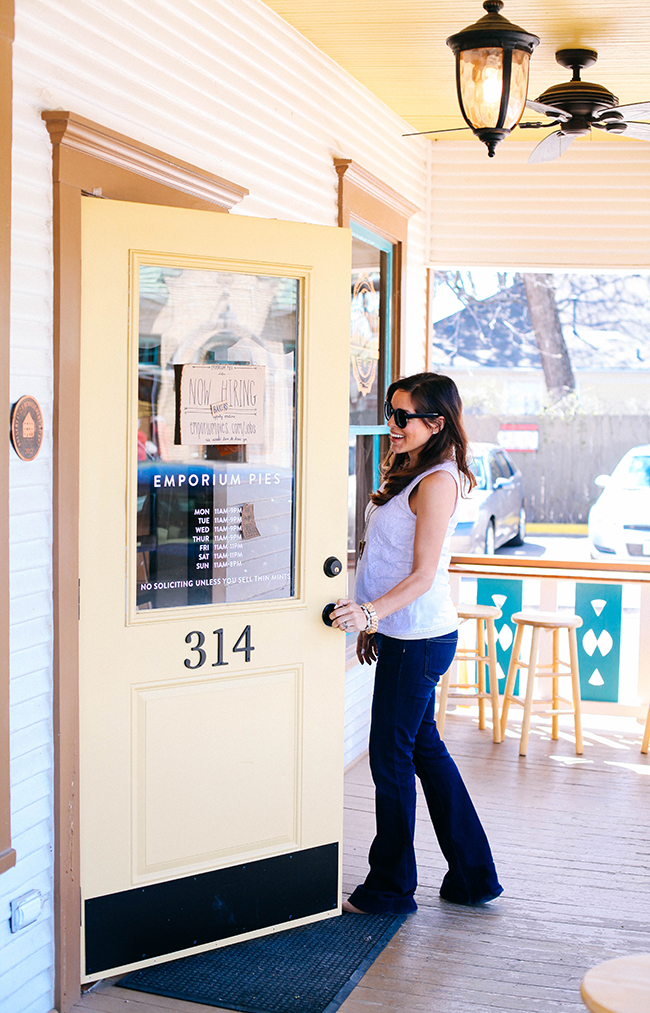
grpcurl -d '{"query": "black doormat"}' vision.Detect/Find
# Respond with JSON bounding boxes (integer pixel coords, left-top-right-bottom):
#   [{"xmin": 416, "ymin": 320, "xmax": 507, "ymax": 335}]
[{"xmin": 119, "ymin": 912, "xmax": 406, "ymax": 1013}]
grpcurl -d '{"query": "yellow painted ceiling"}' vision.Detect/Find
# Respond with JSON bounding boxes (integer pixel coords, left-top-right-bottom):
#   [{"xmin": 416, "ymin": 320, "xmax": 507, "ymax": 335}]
[{"xmin": 262, "ymin": 0, "xmax": 650, "ymax": 134}]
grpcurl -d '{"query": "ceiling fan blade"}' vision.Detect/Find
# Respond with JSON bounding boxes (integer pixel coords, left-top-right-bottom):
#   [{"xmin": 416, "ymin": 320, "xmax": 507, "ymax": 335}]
[
  {"xmin": 402, "ymin": 127, "xmax": 471, "ymax": 137},
  {"xmin": 526, "ymin": 98, "xmax": 571, "ymax": 122},
  {"xmin": 598, "ymin": 100, "xmax": 650, "ymax": 121},
  {"xmin": 618, "ymin": 120, "xmax": 650, "ymax": 142},
  {"xmin": 528, "ymin": 131, "xmax": 576, "ymax": 164}
]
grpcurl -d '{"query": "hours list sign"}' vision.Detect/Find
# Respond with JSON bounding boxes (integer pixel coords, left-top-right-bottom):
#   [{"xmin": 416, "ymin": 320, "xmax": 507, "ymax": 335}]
[
  {"xmin": 176, "ymin": 363, "xmax": 265, "ymax": 446},
  {"xmin": 136, "ymin": 463, "xmax": 293, "ymax": 610}
]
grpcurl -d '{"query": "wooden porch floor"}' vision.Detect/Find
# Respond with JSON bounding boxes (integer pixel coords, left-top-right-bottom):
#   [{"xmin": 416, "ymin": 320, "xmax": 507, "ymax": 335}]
[{"xmin": 75, "ymin": 712, "xmax": 650, "ymax": 1013}]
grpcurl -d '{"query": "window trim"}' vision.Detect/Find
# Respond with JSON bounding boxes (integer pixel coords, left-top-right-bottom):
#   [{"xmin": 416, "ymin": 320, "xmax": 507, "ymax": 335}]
[
  {"xmin": 349, "ymin": 220, "xmax": 394, "ymax": 428},
  {"xmin": 334, "ymin": 157, "xmax": 419, "ymax": 379},
  {"xmin": 335, "ymin": 158, "xmax": 419, "ymax": 667},
  {"xmin": 348, "ymin": 223, "xmax": 393, "ymax": 528}
]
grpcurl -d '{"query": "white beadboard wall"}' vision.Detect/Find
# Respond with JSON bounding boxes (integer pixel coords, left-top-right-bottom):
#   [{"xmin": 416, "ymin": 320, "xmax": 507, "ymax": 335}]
[
  {"xmin": 0, "ymin": 2, "xmax": 428, "ymax": 1009},
  {"xmin": 1, "ymin": 74, "xmax": 56, "ymax": 1013},
  {"xmin": 429, "ymin": 136, "xmax": 650, "ymax": 269},
  {"xmin": 344, "ymin": 661, "xmax": 375, "ymax": 770}
]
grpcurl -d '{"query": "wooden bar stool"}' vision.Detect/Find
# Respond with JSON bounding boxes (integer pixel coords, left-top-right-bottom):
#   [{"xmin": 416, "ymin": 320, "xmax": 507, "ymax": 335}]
[
  {"xmin": 581, "ymin": 953, "xmax": 650, "ymax": 1012},
  {"xmin": 641, "ymin": 699, "xmax": 650, "ymax": 755},
  {"xmin": 500, "ymin": 611, "xmax": 583, "ymax": 756},
  {"xmin": 437, "ymin": 604, "xmax": 502, "ymax": 743}
]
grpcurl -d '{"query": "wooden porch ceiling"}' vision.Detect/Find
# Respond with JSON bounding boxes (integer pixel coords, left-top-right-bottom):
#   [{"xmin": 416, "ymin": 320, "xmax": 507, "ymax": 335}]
[{"xmin": 262, "ymin": 1, "xmax": 650, "ymax": 134}]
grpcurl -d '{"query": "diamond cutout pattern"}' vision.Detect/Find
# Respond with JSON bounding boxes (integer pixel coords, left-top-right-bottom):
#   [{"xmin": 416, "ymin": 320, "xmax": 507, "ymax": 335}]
[
  {"xmin": 582, "ymin": 629, "xmax": 613, "ymax": 658},
  {"xmin": 477, "ymin": 578, "xmax": 523, "ymax": 696},
  {"xmin": 575, "ymin": 583, "xmax": 621, "ymax": 703},
  {"xmin": 497, "ymin": 624, "xmax": 513, "ymax": 651}
]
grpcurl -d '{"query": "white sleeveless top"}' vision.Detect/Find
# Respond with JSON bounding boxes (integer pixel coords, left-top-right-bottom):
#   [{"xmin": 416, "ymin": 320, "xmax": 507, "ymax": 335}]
[{"xmin": 354, "ymin": 460, "xmax": 461, "ymax": 640}]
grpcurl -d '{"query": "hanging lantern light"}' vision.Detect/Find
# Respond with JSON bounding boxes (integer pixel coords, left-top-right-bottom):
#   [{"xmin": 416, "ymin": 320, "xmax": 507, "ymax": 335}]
[{"xmin": 446, "ymin": 0, "xmax": 540, "ymax": 157}]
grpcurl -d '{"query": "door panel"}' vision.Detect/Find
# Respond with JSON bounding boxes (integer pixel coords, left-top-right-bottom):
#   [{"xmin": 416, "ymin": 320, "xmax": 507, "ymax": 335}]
[
  {"xmin": 79, "ymin": 199, "xmax": 350, "ymax": 979},
  {"xmin": 133, "ymin": 666, "xmax": 302, "ymax": 876}
]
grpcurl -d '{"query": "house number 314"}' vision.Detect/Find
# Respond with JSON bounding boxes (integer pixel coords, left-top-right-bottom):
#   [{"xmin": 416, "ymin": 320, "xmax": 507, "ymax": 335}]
[{"xmin": 184, "ymin": 626, "xmax": 255, "ymax": 669}]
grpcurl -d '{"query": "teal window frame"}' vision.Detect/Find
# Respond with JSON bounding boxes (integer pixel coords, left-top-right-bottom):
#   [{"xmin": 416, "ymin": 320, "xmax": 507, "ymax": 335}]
[{"xmin": 349, "ymin": 222, "xmax": 393, "ymax": 489}]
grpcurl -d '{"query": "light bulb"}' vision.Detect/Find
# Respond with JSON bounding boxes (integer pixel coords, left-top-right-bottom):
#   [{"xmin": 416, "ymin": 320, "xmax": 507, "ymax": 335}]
[{"xmin": 482, "ymin": 67, "xmax": 502, "ymax": 105}]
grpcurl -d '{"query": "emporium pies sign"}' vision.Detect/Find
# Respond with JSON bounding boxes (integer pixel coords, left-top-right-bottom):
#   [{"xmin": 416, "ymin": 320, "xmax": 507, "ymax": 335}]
[{"xmin": 176, "ymin": 363, "xmax": 265, "ymax": 446}]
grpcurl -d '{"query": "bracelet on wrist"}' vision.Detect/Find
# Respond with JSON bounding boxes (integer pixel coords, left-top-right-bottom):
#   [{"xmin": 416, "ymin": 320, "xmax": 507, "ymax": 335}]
[{"xmin": 360, "ymin": 602, "xmax": 378, "ymax": 634}]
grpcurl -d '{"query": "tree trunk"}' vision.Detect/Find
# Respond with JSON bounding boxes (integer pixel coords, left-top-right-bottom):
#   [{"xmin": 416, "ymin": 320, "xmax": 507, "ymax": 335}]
[{"xmin": 523, "ymin": 273, "xmax": 576, "ymax": 404}]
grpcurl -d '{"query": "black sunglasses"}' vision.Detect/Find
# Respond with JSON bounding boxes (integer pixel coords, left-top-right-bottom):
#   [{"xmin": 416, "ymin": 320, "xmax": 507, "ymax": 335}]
[{"xmin": 384, "ymin": 401, "xmax": 443, "ymax": 430}]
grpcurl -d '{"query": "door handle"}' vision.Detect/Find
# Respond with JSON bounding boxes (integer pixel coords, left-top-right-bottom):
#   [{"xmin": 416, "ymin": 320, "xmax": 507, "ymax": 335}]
[
  {"xmin": 322, "ymin": 603, "xmax": 337, "ymax": 627},
  {"xmin": 323, "ymin": 556, "xmax": 342, "ymax": 577}
]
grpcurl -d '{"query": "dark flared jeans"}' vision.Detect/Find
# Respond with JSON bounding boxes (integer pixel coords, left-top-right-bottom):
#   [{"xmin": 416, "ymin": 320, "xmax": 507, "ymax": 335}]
[{"xmin": 349, "ymin": 631, "xmax": 503, "ymax": 914}]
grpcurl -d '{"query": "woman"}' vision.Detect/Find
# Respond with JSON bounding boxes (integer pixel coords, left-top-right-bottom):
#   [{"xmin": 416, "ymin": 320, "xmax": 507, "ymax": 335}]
[{"xmin": 331, "ymin": 372, "xmax": 502, "ymax": 915}]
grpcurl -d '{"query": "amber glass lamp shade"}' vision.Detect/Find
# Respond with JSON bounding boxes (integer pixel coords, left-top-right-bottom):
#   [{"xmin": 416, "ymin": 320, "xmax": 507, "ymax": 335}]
[{"xmin": 447, "ymin": 1, "xmax": 539, "ymax": 157}]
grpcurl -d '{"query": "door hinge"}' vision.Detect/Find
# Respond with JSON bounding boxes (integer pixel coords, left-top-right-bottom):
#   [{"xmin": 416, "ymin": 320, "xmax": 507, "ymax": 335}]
[{"xmin": 78, "ymin": 578, "xmax": 81, "ymax": 621}]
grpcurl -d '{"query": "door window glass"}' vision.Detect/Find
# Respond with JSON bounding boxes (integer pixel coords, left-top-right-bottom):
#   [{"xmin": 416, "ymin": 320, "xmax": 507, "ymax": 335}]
[{"xmin": 135, "ymin": 265, "xmax": 298, "ymax": 611}]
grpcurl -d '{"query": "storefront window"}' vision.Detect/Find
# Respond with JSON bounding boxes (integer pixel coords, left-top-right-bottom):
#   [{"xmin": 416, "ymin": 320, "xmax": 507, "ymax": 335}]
[
  {"xmin": 135, "ymin": 265, "xmax": 298, "ymax": 610},
  {"xmin": 347, "ymin": 224, "xmax": 393, "ymax": 579},
  {"xmin": 350, "ymin": 238, "xmax": 384, "ymax": 426}
]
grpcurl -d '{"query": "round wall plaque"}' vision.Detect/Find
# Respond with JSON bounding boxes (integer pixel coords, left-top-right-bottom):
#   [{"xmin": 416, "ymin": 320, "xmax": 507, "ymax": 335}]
[{"xmin": 10, "ymin": 396, "xmax": 44, "ymax": 462}]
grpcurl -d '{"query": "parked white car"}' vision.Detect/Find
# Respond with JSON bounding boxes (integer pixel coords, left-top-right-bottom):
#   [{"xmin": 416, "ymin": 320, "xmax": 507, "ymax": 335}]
[
  {"xmin": 451, "ymin": 443, "xmax": 526, "ymax": 555},
  {"xmin": 588, "ymin": 445, "xmax": 650, "ymax": 559}
]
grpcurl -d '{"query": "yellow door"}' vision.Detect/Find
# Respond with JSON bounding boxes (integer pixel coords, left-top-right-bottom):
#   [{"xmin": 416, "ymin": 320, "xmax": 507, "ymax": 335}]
[{"xmin": 79, "ymin": 198, "xmax": 350, "ymax": 980}]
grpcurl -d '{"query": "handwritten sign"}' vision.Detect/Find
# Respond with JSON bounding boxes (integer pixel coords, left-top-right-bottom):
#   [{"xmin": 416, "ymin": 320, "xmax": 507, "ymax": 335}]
[{"xmin": 177, "ymin": 364, "xmax": 265, "ymax": 445}]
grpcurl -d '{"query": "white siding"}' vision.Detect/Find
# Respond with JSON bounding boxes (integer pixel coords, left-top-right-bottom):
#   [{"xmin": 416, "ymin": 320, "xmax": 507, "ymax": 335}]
[
  {"xmin": 429, "ymin": 136, "xmax": 650, "ymax": 269},
  {"xmin": 344, "ymin": 661, "xmax": 375, "ymax": 770},
  {"xmin": 1, "ymin": 2, "xmax": 429, "ymax": 1007},
  {"xmin": 0, "ymin": 70, "xmax": 55, "ymax": 1013}
]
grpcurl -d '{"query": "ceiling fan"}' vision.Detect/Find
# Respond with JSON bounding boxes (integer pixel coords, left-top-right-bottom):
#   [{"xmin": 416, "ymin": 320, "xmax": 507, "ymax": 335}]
[
  {"xmin": 523, "ymin": 48, "xmax": 650, "ymax": 163},
  {"xmin": 405, "ymin": 47, "xmax": 650, "ymax": 163}
]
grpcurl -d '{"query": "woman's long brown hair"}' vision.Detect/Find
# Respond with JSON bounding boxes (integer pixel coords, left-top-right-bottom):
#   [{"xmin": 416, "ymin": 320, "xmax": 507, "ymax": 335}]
[{"xmin": 371, "ymin": 372, "xmax": 475, "ymax": 506}]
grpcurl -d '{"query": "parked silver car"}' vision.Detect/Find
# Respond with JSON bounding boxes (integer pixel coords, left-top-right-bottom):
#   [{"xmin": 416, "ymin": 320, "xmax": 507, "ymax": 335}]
[
  {"xmin": 452, "ymin": 443, "xmax": 526, "ymax": 554},
  {"xmin": 588, "ymin": 444, "xmax": 650, "ymax": 559}
]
